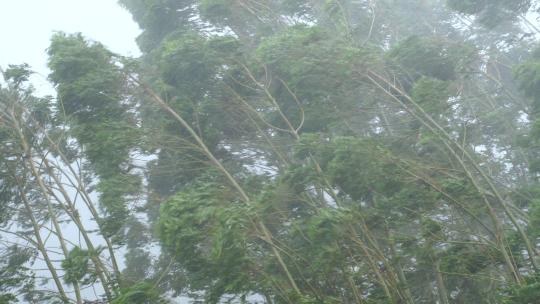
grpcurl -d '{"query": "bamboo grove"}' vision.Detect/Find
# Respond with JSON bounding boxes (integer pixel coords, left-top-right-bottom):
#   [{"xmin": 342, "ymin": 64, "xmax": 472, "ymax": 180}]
[{"xmin": 2, "ymin": 0, "xmax": 540, "ymax": 303}]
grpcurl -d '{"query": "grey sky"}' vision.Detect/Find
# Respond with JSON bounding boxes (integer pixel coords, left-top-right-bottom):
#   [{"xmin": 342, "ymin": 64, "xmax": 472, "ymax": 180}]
[{"xmin": 0, "ymin": 0, "xmax": 141, "ymax": 95}]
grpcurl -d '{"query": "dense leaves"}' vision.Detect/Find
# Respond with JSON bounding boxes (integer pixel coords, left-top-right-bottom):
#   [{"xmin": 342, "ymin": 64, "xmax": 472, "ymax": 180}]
[
  {"xmin": 48, "ymin": 33, "xmax": 141, "ymax": 236},
  {"xmin": 4, "ymin": 0, "xmax": 540, "ymax": 302}
]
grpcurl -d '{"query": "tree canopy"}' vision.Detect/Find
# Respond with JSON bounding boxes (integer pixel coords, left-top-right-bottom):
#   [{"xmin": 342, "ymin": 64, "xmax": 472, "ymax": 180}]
[{"xmin": 2, "ymin": 0, "xmax": 540, "ymax": 303}]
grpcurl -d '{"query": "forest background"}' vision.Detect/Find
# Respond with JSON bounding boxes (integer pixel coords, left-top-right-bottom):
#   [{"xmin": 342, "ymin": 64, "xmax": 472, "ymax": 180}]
[{"xmin": 2, "ymin": 0, "xmax": 540, "ymax": 303}]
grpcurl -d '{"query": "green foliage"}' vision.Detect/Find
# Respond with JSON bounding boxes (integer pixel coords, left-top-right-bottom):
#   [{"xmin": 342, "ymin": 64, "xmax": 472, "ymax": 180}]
[
  {"xmin": 447, "ymin": 0, "xmax": 531, "ymax": 27},
  {"xmin": 501, "ymin": 273, "xmax": 540, "ymax": 304},
  {"xmin": 47, "ymin": 32, "xmax": 140, "ymax": 236},
  {"xmin": 514, "ymin": 48, "xmax": 540, "ymax": 173},
  {"xmin": 388, "ymin": 35, "xmax": 474, "ymax": 81},
  {"xmin": 440, "ymin": 244, "xmax": 500, "ymax": 274},
  {"xmin": 447, "ymin": 0, "xmax": 487, "ymax": 14},
  {"xmin": 48, "ymin": 33, "xmax": 124, "ymax": 120},
  {"xmin": 61, "ymin": 247, "xmax": 95, "ymax": 285},
  {"xmin": 156, "ymin": 32, "xmax": 237, "ymax": 98},
  {"xmin": 3, "ymin": 64, "xmax": 32, "ymax": 87},
  {"xmin": 142, "ymin": 31, "xmax": 250, "ymax": 199},
  {"xmin": 16, "ymin": 0, "xmax": 540, "ymax": 302},
  {"xmin": 294, "ymin": 135, "xmax": 403, "ymax": 200},
  {"xmin": 255, "ymin": 25, "xmax": 381, "ymax": 132},
  {"xmin": 199, "ymin": 0, "xmax": 232, "ymax": 21},
  {"xmin": 123, "ymin": 249, "xmax": 152, "ymax": 284},
  {"xmin": 515, "ymin": 55, "xmax": 540, "ymax": 112},
  {"xmin": 111, "ymin": 282, "xmax": 168, "ymax": 304},
  {"xmin": 0, "ymin": 295, "xmax": 16, "ymax": 304},
  {"xmin": 289, "ymin": 208, "xmax": 352, "ymax": 282},
  {"xmin": 0, "ymin": 245, "xmax": 35, "ymax": 303},
  {"xmin": 420, "ymin": 218, "xmax": 443, "ymax": 242},
  {"xmin": 118, "ymin": 0, "xmax": 197, "ymax": 52},
  {"xmin": 158, "ymin": 179, "xmax": 256, "ymax": 303},
  {"xmin": 327, "ymin": 139, "xmax": 401, "ymax": 200},
  {"xmin": 411, "ymin": 77, "xmax": 451, "ymax": 117},
  {"xmin": 527, "ymin": 199, "xmax": 540, "ymax": 237}
]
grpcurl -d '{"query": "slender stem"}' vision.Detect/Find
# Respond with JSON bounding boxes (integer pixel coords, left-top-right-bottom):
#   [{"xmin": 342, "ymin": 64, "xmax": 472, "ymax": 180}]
[
  {"xmin": 13, "ymin": 174, "xmax": 70, "ymax": 303},
  {"xmin": 13, "ymin": 113, "xmax": 85, "ymax": 303}
]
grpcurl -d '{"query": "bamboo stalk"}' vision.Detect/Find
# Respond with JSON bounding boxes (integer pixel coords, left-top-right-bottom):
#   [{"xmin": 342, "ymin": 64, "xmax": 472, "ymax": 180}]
[{"xmin": 132, "ymin": 77, "xmax": 302, "ymax": 295}]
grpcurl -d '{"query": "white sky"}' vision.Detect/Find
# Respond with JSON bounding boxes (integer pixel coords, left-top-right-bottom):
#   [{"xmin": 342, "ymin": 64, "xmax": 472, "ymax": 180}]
[{"xmin": 0, "ymin": 0, "xmax": 141, "ymax": 95}]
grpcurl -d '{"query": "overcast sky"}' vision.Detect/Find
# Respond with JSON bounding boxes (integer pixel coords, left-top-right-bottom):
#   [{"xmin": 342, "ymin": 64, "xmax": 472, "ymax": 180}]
[{"xmin": 0, "ymin": 0, "xmax": 141, "ymax": 95}]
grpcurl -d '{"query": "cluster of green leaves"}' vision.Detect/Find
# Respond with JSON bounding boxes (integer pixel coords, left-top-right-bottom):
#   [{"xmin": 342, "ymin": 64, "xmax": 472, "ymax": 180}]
[
  {"xmin": 255, "ymin": 25, "xmax": 381, "ymax": 132},
  {"xmin": 514, "ymin": 48, "xmax": 540, "ymax": 174},
  {"xmin": 111, "ymin": 282, "xmax": 168, "ymax": 304},
  {"xmin": 158, "ymin": 177, "xmax": 257, "ymax": 302},
  {"xmin": 0, "ymin": 246, "xmax": 35, "ymax": 304},
  {"xmin": 118, "ymin": 0, "xmax": 198, "ymax": 52},
  {"xmin": 47, "ymin": 33, "xmax": 141, "ymax": 236},
  {"xmin": 61, "ymin": 247, "xmax": 96, "ymax": 286},
  {"xmin": 499, "ymin": 273, "xmax": 540, "ymax": 303},
  {"xmin": 447, "ymin": 0, "xmax": 531, "ymax": 27},
  {"xmin": 388, "ymin": 35, "xmax": 476, "ymax": 82}
]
